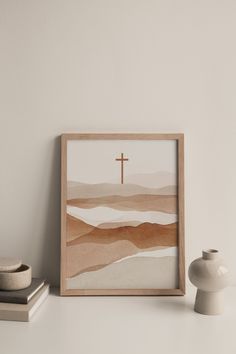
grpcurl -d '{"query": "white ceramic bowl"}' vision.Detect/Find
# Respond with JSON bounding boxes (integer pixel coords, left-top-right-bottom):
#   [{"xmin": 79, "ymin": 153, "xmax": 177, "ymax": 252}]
[{"xmin": 0, "ymin": 264, "xmax": 32, "ymax": 290}]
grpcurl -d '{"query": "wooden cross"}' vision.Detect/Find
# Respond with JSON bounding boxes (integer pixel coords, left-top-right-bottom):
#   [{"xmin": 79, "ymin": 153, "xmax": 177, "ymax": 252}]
[{"xmin": 115, "ymin": 153, "xmax": 129, "ymax": 184}]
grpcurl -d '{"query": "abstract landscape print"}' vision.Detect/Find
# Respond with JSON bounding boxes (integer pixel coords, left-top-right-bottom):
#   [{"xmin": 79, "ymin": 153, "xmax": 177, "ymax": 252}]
[{"xmin": 62, "ymin": 135, "xmax": 184, "ymax": 295}]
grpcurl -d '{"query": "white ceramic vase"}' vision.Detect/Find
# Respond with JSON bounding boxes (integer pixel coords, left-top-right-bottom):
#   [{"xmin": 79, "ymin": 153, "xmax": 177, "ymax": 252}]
[{"xmin": 188, "ymin": 249, "xmax": 229, "ymax": 315}]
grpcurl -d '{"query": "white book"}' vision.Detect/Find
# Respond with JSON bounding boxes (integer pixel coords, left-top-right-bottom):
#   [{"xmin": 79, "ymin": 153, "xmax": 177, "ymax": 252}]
[{"xmin": 0, "ymin": 284, "xmax": 49, "ymax": 322}]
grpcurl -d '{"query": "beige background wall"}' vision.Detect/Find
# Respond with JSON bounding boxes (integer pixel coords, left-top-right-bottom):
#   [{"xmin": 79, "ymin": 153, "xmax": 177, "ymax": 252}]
[{"xmin": 0, "ymin": 0, "xmax": 235, "ymax": 286}]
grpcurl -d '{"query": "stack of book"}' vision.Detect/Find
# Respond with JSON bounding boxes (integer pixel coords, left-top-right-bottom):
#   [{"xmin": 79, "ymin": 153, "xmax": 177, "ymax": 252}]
[{"xmin": 0, "ymin": 278, "xmax": 49, "ymax": 321}]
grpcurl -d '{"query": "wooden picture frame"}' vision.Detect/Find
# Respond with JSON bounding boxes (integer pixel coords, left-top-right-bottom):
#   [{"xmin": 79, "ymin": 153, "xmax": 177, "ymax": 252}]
[{"xmin": 61, "ymin": 134, "xmax": 185, "ymax": 296}]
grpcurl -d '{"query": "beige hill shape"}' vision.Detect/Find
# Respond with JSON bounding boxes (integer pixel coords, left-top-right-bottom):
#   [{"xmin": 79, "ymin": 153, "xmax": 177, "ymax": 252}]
[
  {"xmin": 69, "ymin": 172, "xmax": 176, "ymax": 190},
  {"xmin": 67, "ymin": 194, "xmax": 176, "ymax": 214},
  {"xmin": 66, "ymin": 240, "xmax": 171, "ymax": 278},
  {"xmin": 66, "ymin": 240, "xmax": 139, "ymax": 277},
  {"xmin": 120, "ymin": 171, "xmax": 177, "ymax": 189},
  {"xmin": 98, "ymin": 220, "xmax": 141, "ymax": 229},
  {"xmin": 67, "ymin": 256, "xmax": 178, "ymax": 289},
  {"xmin": 67, "ymin": 181, "xmax": 176, "ymax": 199}
]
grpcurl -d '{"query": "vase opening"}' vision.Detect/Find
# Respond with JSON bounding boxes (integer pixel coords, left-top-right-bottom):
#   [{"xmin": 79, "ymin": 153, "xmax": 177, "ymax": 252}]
[{"xmin": 202, "ymin": 249, "xmax": 219, "ymax": 260}]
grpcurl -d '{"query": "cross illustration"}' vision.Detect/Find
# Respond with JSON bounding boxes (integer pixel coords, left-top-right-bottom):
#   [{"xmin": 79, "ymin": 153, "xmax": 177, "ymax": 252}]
[{"xmin": 115, "ymin": 153, "xmax": 129, "ymax": 184}]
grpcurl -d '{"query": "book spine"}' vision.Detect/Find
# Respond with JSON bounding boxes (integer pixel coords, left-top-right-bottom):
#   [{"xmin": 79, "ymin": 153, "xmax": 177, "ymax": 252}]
[
  {"xmin": 0, "ymin": 297, "xmax": 27, "ymax": 304},
  {"xmin": 0, "ymin": 310, "xmax": 28, "ymax": 322}
]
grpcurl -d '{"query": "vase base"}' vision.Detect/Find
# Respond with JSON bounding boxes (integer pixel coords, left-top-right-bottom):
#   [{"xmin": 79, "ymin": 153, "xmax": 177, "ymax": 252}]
[{"xmin": 194, "ymin": 289, "xmax": 224, "ymax": 315}]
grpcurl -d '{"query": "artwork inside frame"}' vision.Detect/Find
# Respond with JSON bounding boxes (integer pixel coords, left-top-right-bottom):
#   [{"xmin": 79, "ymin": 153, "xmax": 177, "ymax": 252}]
[{"xmin": 60, "ymin": 133, "xmax": 185, "ymax": 296}]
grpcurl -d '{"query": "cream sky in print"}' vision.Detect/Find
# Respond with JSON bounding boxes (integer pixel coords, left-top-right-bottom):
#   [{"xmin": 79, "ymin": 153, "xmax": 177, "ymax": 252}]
[{"xmin": 65, "ymin": 139, "xmax": 178, "ymax": 290}]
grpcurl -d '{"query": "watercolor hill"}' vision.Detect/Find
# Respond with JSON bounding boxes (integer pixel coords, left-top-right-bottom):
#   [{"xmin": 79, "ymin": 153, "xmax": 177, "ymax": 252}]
[{"xmin": 65, "ymin": 172, "xmax": 178, "ymax": 289}]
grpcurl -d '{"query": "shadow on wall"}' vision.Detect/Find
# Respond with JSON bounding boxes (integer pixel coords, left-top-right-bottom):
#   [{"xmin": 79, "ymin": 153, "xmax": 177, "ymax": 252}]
[{"xmin": 39, "ymin": 136, "xmax": 61, "ymax": 286}]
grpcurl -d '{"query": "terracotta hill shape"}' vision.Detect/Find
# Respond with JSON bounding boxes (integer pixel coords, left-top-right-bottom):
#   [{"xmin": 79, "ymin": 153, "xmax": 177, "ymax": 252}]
[
  {"xmin": 66, "ymin": 215, "xmax": 95, "ymax": 241},
  {"xmin": 66, "ymin": 214, "xmax": 144, "ymax": 241},
  {"xmin": 67, "ymin": 221, "xmax": 177, "ymax": 249}
]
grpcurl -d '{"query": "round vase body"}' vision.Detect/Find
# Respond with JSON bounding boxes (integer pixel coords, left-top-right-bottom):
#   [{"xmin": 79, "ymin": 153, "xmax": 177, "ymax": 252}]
[{"xmin": 188, "ymin": 249, "xmax": 229, "ymax": 315}]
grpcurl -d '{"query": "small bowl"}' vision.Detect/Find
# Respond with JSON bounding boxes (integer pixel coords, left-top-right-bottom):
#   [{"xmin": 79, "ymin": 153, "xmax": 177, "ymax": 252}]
[{"xmin": 0, "ymin": 264, "xmax": 32, "ymax": 290}]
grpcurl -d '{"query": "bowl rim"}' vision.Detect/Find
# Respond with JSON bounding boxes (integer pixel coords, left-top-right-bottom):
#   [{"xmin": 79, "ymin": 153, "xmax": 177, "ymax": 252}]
[{"xmin": 0, "ymin": 264, "xmax": 31, "ymax": 275}]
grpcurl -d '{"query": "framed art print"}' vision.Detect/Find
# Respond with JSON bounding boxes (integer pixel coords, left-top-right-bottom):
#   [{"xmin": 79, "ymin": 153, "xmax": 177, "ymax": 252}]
[{"xmin": 60, "ymin": 134, "xmax": 185, "ymax": 295}]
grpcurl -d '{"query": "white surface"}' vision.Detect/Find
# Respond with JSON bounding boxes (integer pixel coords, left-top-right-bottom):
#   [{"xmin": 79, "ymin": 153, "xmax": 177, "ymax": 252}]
[
  {"xmin": 114, "ymin": 246, "xmax": 178, "ymax": 262},
  {"xmin": 67, "ymin": 205, "xmax": 177, "ymax": 225},
  {"xmin": 0, "ymin": 286, "xmax": 235, "ymax": 354},
  {"xmin": 0, "ymin": 0, "xmax": 236, "ymax": 286}
]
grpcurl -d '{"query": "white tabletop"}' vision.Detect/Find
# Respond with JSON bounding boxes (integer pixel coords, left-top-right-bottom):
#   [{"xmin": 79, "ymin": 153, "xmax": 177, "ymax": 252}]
[{"xmin": 0, "ymin": 286, "xmax": 235, "ymax": 354}]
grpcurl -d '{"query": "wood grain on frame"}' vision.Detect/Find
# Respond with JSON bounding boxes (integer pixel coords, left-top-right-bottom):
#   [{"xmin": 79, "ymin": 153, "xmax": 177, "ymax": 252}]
[{"xmin": 60, "ymin": 133, "xmax": 185, "ymax": 296}]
